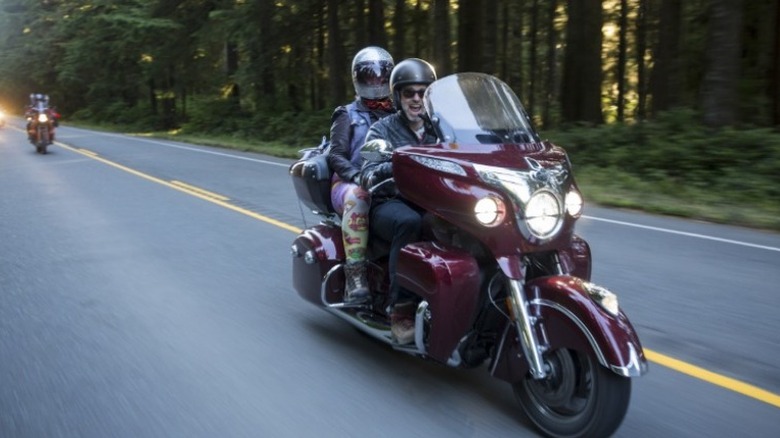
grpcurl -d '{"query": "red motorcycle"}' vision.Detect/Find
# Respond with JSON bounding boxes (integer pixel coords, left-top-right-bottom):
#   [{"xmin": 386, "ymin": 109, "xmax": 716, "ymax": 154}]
[
  {"xmin": 26, "ymin": 102, "xmax": 57, "ymax": 154},
  {"xmin": 290, "ymin": 72, "xmax": 647, "ymax": 438}
]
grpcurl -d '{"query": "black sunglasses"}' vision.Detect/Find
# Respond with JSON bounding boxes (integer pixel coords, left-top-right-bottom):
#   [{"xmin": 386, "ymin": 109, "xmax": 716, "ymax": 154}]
[{"xmin": 401, "ymin": 88, "xmax": 426, "ymax": 98}]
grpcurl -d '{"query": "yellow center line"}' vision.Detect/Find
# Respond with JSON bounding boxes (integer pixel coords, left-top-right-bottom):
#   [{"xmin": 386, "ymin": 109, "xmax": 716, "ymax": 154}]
[
  {"xmin": 55, "ymin": 140, "xmax": 780, "ymax": 410},
  {"xmin": 78, "ymin": 148, "xmax": 98, "ymax": 157},
  {"xmin": 170, "ymin": 180, "xmax": 230, "ymax": 202},
  {"xmin": 58, "ymin": 142, "xmax": 301, "ymax": 234},
  {"xmin": 645, "ymin": 349, "xmax": 780, "ymax": 408}
]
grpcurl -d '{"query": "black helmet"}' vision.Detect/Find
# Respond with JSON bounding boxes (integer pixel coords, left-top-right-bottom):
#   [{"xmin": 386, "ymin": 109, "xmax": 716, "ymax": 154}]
[
  {"xmin": 351, "ymin": 46, "xmax": 394, "ymax": 100},
  {"xmin": 389, "ymin": 58, "xmax": 436, "ymax": 108}
]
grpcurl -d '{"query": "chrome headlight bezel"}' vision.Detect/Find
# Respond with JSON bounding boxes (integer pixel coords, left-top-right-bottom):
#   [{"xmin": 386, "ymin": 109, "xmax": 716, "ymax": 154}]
[
  {"xmin": 525, "ymin": 189, "xmax": 563, "ymax": 238},
  {"xmin": 474, "ymin": 195, "xmax": 507, "ymax": 227},
  {"xmin": 474, "ymin": 163, "xmax": 570, "ymax": 241}
]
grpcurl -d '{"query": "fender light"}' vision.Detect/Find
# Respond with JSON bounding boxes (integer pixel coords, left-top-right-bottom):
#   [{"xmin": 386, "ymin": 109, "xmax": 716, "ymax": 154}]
[{"xmin": 583, "ymin": 282, "xmax": 619, "ymax": 317}]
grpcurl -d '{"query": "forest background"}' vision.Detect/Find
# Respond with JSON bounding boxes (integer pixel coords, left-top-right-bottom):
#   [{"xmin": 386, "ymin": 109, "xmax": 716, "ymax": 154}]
[{"xmin": 1, "ymin": 0, "xmax": 779, "ymax": 230}]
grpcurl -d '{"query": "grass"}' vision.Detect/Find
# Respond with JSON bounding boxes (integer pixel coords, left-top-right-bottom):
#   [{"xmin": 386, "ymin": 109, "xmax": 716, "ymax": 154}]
[{"xmin": 574, "ymin": 165, "xmax": 780, "ymax": 231}]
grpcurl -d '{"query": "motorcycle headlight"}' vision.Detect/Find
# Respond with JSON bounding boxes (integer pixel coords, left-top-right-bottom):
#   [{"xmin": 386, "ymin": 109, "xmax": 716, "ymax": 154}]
[
  {"xmin": 474, "ymin": 196, "xmax": 507, "ymax": 227},
  {"xmin": 525, "ymin": 190, "xmax": 562, "ymax": 238},
  {"xmin": 38, "ymin": 113, "xmax": 49, "ymax": 123},
  {"xmin": 475, "ymin": 163, "xmax": 568, "ymax": 240}
]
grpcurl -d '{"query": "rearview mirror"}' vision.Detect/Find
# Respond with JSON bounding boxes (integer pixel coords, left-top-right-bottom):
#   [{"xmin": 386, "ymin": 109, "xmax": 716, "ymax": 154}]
[{"xmin": 360, "ymin": 139, "xmax": 393, "ymax": 163}]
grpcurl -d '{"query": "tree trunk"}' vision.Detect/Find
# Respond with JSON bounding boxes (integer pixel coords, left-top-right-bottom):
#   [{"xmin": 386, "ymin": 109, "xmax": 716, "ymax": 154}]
[
  {"xmin": 327, "ymin": 0, "xmax": 347, "ymax": 106},
  {"xmin": 560, "ymin": 0, "xmax": 604, "ymax": 124},
  {"xmin": 616, "ymin": 0, "xmax": 628, "ymax": 121},
  {"xmin": 650, "ymin": 0, "xmax": 682, "ymax": 114},
  {"xmin": 700, "ymin": 0, "xmax": 743, "ymax": 127},
  {"xmin": 368, "ymin": 0, "xmax": 388, "ymax": 47},
  {"xmin": 542, "ymin": 0, "xmax": 558, "ymax": 128},
  {"xmin": 771, "ymin": 0, "xmax": 780, "ymax": 125},
  {"xmin": 393, "ymin": 0, "xmax": 406, "ymax": 59},
  {"xmin": 458, "ymin": 0, "xmax": 484, "ymax": 72},
  {"xmin": 528, "ymin": 0, "xmax": 540, "ymax": 119},
  {"xmin": 432, "ymin": 0, "xmax": 452, "ymax": 77},
  {"xmin": 225, "ymin": 41, "xmax": 240, "ymax": 104},
  {"xmin": 354, "ymin": 0, "xmax": 366, "ymax": 49},
  {"xmin": 635, "ymin": 0, "xmax": 648, "ymax": 120},
  {"xmin": 483, "ymin": 0, "xmax": 499, "ymax": 75}
]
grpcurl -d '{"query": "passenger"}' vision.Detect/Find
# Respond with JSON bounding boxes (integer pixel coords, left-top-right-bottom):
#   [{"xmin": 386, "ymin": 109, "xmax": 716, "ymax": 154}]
[{"xmin": 327, "ymin": 46, "xmax": 395, "ymax": 304}]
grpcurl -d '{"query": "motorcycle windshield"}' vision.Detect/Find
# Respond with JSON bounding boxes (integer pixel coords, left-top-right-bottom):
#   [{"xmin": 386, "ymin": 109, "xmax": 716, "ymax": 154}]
[{"xmin": 424, "ymin": 73, "xmax": 540, "ymax": 145}]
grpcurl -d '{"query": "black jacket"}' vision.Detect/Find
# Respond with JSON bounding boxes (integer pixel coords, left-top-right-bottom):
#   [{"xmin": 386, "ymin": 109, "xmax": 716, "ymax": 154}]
[
  {"xmin": 327, "ymin": 100, "xmax": 391, "ymax": 183},
  {"xmin": 359, "ymin": 111, "xmax": 437, "ymax": 199}
]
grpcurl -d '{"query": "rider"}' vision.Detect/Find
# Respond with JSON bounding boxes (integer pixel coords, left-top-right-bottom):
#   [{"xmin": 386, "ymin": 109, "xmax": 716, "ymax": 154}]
[
  {"xmin": 25, "ymin": 93, "xmax": 59, "ymax": 140},
  {"xmin": 359, "ymin": 58, "xmax": 437, "ymax": 344},
  {"xmin": 327, "ymin": 46, "xmax": 395, "ymax": 304}
]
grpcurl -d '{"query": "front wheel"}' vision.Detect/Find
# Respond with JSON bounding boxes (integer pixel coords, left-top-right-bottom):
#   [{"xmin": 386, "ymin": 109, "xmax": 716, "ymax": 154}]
[{"xmin": 513, "ymin": 348, "xmax": 631, "ymax": 438}]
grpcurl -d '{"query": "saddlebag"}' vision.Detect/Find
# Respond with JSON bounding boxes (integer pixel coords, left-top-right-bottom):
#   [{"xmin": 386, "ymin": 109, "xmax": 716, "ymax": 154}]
[
  {"xmin": 291, "ymin": 224, "xmax": 345, "ymax": 306},
  {"xmin": 289, "ymin": 138, "xmax": 335, "ymax": 214}
]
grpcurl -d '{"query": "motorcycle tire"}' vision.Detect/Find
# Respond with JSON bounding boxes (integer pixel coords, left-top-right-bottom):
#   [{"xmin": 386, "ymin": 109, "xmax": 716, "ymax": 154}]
[{"xmin": 513, "ymin": 348, "xmax": 631, "ymax": 438}]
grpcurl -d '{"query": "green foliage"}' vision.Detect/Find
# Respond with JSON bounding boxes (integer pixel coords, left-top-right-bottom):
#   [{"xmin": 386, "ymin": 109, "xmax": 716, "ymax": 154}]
[
  {"xmin": 179, "ymin": 98, "xmax": 332, "ymax": 148},
  {"xmin": 546, "ymin": 109, "xmax": 780, "ymax": 229}
]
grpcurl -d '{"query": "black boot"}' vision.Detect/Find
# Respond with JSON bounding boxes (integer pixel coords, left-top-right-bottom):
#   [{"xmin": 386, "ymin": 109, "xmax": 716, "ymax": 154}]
[{"xmin": 343, "ymin": 261, "xmax": 369, "ymax": 303}]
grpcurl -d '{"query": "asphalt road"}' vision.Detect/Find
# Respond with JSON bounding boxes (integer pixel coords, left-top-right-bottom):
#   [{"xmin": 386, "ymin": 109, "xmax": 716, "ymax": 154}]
[{"xmin": 2, "ymin": 121, "xmax": 779, "ymax": 437}]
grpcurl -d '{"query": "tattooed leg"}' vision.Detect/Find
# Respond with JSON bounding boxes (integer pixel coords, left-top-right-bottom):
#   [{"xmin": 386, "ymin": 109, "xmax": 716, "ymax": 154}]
[{"xmin": 342, "ymin": 184, "xmax": 370, "ymax": 263}]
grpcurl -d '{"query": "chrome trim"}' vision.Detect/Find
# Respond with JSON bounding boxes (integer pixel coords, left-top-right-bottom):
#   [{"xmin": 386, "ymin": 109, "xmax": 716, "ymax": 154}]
[
  {"xmin": 473, "ymin": 163, "xmax": 568, "ymax": 243},
  {"xmin": 324, "ymin": 302, "xmax": 428, "ymax": 357},
  {"xmin": 320, "ymin": 264, "xmax": 370, "ymax": 309},
  {"xmin": 410, "ymin": 155, "xmax": 467, "ymax": 176},
  {"xmin": 414, "ymin": 301, "xmax": 429, "ymax": 355},
  {"xmin": 508, "ymin": 279, "xmax": 547, "ymax": 379},
  {"xmin": 552, "ymin": 252, "xmax": 564, "ymax": 275},
  {"xmin": 531, "ymin": 298, "xmax": 647, "ymax": 377}
]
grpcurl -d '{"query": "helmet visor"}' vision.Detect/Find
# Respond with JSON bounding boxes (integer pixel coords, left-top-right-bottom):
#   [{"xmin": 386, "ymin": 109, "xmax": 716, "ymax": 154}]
[{"xmin": 354, "ymin": 60, "xmax": 393, "ymax": 99}]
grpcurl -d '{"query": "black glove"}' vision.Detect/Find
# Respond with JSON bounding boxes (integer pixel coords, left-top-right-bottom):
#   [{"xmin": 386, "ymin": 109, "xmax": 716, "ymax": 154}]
[
  {"xmin": 358, "ymin": 162, "xmax": 393, "ymax": 190},
  {"xmin": 374, "ymin": 162, "xmax": 393, "ymax": 181}
]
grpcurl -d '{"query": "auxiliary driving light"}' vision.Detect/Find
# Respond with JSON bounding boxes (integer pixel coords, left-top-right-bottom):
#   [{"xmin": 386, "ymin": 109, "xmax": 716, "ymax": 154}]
[{"xmin": 474, "ymin": 196, "xmax": 506, "ymax": 227}]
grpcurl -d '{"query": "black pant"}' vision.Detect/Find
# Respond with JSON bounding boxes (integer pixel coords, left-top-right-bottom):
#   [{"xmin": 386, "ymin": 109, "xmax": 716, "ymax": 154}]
[{"xmin": 369, "ymin": 199, "xmax": 423, "ymax": 306}]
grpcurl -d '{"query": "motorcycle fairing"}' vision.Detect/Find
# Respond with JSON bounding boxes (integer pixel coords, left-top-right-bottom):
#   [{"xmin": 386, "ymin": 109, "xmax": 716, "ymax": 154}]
[
  {"xmin": 490, "ymin": 275, "xmax": 648, "ymax": 382},
  {"xmin": 396, "ymin": 241, "xmax": 481, "ymax": 362},
  {"xmin": 393, "ymin": 143, "xmax": 579, "ymax": 259}
]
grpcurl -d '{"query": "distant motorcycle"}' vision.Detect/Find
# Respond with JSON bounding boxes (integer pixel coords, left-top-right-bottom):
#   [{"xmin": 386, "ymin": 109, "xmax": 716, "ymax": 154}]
[
  {"xmin": 26, "ymin": 103, "xmax": 56, "ymax": 154},
  {"xmin": 291, "ymin": 72, "xmax": 647, "ymax": 438}
]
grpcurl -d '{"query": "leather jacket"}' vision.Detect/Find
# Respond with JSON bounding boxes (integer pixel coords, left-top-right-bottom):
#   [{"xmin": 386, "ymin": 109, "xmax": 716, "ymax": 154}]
[
  {"xmin": 359, "ymin": 111, "xmax": 437, "ymax": 200},
  {"xmin": 327, "ymin": 100, "xmax": 391, "ymax": 184}
]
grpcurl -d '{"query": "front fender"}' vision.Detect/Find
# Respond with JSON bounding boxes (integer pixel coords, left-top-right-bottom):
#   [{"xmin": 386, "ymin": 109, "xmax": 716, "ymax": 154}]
[{"xmin": 491, "ymin": 275, "xmax": 648, "ymax": 382}]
